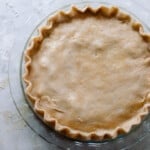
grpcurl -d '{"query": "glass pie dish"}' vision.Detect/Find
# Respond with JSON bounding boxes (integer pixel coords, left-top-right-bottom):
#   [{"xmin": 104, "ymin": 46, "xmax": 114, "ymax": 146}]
[{"xmin": 8, "ymin": 1, "xmax": 150, "ymax": 149}]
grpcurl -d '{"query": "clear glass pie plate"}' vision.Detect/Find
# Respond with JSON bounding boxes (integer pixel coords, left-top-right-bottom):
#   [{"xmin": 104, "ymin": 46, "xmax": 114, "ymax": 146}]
[{"xmin": 8, "ymin": 1, "xmax": 150, "ymax": 149}]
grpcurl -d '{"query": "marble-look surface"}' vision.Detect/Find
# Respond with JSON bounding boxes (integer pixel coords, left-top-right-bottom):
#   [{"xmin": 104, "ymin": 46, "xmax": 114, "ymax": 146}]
[{"xmin": 0, "ymin": 0, "xmax": 149, "ymax": 150}]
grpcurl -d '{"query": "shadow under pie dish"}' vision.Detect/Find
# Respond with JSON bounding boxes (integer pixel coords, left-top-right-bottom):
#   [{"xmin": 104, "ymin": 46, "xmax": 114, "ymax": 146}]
[{"xmin": 23, "ymin": 5, "xmax": 150, "ymax": 141}]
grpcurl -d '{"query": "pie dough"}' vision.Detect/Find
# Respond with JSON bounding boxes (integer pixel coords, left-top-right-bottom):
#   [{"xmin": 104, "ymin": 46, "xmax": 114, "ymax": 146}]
[{"xmin": 23, "ymin": 6, "xmax": 150, "ymax": 140}]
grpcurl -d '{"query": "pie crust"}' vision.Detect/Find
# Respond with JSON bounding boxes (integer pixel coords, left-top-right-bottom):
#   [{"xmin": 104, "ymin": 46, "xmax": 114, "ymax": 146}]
[{"xmin": 23, "ymin": 6, "xmax": 150, "ymax": 140}]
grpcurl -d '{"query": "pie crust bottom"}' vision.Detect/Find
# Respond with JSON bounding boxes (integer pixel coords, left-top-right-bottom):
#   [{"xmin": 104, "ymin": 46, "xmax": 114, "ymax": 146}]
[{"xmin": 23, "ymin": 6, "xmax": 150, "ymax": 140}]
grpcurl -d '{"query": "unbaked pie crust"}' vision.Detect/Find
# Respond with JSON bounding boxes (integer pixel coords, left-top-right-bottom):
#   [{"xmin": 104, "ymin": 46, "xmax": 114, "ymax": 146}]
[{"xmin": 23, "ymin": 6, "xmax": 150, "ymax": 140}]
